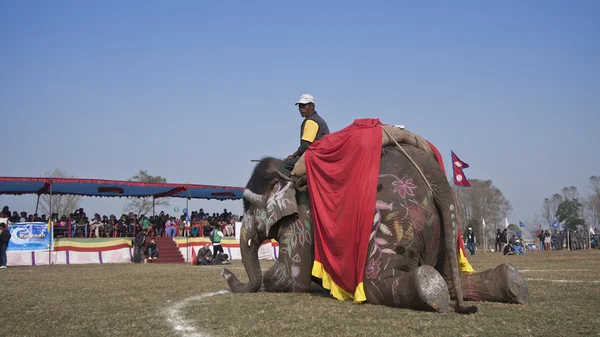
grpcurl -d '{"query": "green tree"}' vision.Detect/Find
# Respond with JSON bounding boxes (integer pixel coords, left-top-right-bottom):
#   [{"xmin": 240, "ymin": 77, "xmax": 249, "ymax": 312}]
[
  {"xmin": 122, "ymin": 170, "xmax": 169, "ymax": 216},
  {"xmin": 507, "ymin": 224, "xmax": 519, "ymax": 231},
  {"xmin": 556, "ymin": 199, "xmax": 585, "ymax": 230}
]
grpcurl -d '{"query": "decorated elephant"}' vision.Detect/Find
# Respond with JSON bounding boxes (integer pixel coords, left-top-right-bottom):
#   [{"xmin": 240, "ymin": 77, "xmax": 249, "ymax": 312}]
[{"xmin": 222, "ymin": 120, "xmax": 528, "ymax": 314}]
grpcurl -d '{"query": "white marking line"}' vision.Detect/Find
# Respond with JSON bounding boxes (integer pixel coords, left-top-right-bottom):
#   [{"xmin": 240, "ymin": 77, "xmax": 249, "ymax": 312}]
[
  {"xmin": 525, "ymin": 278, "xmax": 600, "ymax": 284},
  {"xmin": 197, "ymin": 266, "xmax": 271, "ymax": 271},
  {"xmin": 166, "ymin": 290, "xmax": 231, "ymax": 337},
  {"xmin": 520, "ymin": 269, "xmax": 590, "ymax": 272}
]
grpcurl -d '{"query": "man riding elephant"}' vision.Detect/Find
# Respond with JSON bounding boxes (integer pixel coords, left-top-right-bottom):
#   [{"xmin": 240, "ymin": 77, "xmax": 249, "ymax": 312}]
[
  {"xmin": 222, "ymin": 118, "xmax": 528, "ymax": 314},
  {"xmin": 282, "ymin": 94, "xmax": 330, "ymax": 174}
]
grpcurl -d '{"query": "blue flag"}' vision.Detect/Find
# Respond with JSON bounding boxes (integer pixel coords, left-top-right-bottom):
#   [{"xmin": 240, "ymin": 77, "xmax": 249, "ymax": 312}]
[
  {"xmin": 519, "ymin": 221, "xmax": 526, "ymax": 228},
  {"xmin": 552, "ymin": 221, "xmax": 559, "ymax": 228}
]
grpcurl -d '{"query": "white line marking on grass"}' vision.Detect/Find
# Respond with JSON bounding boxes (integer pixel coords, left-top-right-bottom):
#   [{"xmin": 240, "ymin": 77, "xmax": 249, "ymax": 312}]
[
  {"xmin": 166, "ymin": 290, "xmax": 231, "ymax": 337},
  {"xmin": 196, "ymin": 266, "xmax": 270, "ymax": 271},
  {"xmin": 525, "ymin": 278, "xmax": 600, "ymax": 284},
  {"xmin": 520, "ymin": 269, "xmax": 591, "ymax": 272}
]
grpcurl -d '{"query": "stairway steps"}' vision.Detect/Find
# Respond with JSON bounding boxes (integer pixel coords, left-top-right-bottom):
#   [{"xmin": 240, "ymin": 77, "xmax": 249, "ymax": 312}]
[{"xmin": 146, "ymin": 236, "xmax": 185, "ymax": 264}]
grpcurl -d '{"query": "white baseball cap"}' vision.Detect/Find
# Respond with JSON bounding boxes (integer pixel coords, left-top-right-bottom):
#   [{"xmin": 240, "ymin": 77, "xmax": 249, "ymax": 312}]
[{"xmin": 295, "ymin": 94, "xmax": 315, "ymax": 105}]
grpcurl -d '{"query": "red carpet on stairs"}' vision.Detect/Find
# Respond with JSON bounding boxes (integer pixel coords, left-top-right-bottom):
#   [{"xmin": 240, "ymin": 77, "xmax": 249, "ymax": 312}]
[{"xmin": 148, "ymin": 237, "xmax": 185, "ymax": 264}]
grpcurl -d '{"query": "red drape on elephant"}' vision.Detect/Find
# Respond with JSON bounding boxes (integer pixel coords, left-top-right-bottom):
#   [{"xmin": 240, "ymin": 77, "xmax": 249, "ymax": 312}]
[{"xmin": 305, "ymin": 118, "xmax": 383, "ymax": 299}]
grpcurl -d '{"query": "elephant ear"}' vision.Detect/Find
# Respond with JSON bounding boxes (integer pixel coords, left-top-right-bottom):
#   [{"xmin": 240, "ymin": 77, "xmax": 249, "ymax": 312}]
[{"xmin": 265, "ymin": 180, "xmax": 298, "ymax": 234}]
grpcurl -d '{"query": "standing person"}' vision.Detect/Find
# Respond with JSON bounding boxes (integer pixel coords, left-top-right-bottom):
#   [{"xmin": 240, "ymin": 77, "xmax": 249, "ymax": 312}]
[
  {"xmin": 282, "ymin": 94, "xmax": 330, "ymax": 173},
  {"xmin": 0, "ymin": 222, "xmax": 12, "ymax": 268},
  {"xmin": 0, "ymin": 209, "xmax": 9, "ymax": 227},
  {"xmin": 544, "ymin": 230, "xmax": 551, "ymax": 251},
  {"xmin": 537, "ymin": 230, "xmax": 546, "ymax": 251},
  {"xmin": 465, "ymin": 227, "xmax": 476, "ymax": 255},
  {"xmin": 501, "ymin": 228, "xmax": 508, "ymax": 251},
  {"xmin": 210, "ymin": 224, "xmax": 225, "ymax": 257},
  {"xmin": 495, "ymin": 229, "xmax": 503, "ymax": 252},
  {"xmin": 132, "ymin": 226, "xmax": 146, "ymax": 264}
]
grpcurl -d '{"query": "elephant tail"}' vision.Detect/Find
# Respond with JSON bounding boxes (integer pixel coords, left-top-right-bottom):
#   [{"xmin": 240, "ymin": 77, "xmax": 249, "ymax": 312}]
[{"xmin": 434, "ymin": 181, "xmax": 478, "ymax": 314}]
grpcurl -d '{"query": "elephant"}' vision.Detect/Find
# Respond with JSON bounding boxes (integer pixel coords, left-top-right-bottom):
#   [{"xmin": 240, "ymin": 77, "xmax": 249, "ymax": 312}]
[{"xmin": 221, "ymin": 143, "xmax": 528, "ymax": 314}]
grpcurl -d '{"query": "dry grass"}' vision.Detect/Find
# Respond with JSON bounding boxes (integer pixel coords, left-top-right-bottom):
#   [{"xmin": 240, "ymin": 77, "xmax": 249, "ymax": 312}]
[{"xmin": 2, "ymin": 250, "xmax": 599, "ymax": 337}]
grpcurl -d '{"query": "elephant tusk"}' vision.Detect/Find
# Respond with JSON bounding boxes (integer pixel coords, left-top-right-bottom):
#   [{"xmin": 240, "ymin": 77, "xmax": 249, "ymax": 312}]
[
  {"xmin": 248, "ymin": 239, "xmax": 252, "ymax": 247},
  {"xmin": 243, "ymin": 189, "xmax": 266, "ymax": 206},
  {"xmin": 275, "ymin": 170, "xmax": 294, "ymax": 181}
]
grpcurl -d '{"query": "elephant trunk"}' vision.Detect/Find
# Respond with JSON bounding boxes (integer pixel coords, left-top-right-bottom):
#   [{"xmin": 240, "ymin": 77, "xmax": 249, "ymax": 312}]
[{"xmin": 221, "ymin": 236, "xmax": 263, "ymax": 293}]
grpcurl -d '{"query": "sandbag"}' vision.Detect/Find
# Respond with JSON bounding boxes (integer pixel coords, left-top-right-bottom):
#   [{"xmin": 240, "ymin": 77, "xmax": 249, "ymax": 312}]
[
  {"xmin": 379, "ymin": 125, "xmax": 434, "ymax": 156},
  {"xmin": 291, "ymin": 153, "xmax": 307, "ymax": 176}
]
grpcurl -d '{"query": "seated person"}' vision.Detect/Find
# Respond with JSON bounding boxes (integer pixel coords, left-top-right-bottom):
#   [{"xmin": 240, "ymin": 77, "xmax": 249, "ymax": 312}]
[
  {"xmin": 503, "ymin": 242, "xmax": 515, "ymax": 255},
  {"xmin": 514, "ymin": 241, "xmax": 525, "ymax": 255},
  {"xmin": 212, "ymin": 252, "xmax": 231, "ymax": 265},
  {"xmin": 196, "ymin": 243, "xmax": 213, "ymax": 265},
  {"xmin": 145, "ymin": 238, "xmax": 159, "ymax": 262}
]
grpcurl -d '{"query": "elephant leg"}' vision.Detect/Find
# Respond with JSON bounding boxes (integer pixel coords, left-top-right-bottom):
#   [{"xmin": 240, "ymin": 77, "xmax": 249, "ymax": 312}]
[
  {"xmin": 446, "ymin": 264, "xmax": 528, "ymax": 304},
  {"xmin": 365, "ymin": 265, "xmax": 451, "ymax": 312},
  {"xmin": 263, "ymin": 216, "xmax": 313, "ymax": 293}
]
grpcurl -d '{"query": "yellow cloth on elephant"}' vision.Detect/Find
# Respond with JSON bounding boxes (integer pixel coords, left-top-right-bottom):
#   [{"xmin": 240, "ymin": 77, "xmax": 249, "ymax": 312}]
[
  {"xmin": 312, "ymin": 261, "xmax": 367, "ymax": 303},
  {"xmin": 458, "ymin": 246, "xmax": 475, "ymax": 274},
  {"xmin": 457, "ymin": 229, "xmax": 475, "ymax": 274}
]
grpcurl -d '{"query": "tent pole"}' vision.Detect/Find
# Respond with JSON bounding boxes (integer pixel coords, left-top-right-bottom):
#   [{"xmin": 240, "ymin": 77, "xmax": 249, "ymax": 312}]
[
  {"xmin": 49, "ymin": 178, "xmax": 53, "ymax": 266},
  {"xmin": 35, "ymin": 194, "xmax": 40, "ymax": 215},
  {"xmin": 186, "ymin": 185, "xmax": 190, "ymax": 261}
]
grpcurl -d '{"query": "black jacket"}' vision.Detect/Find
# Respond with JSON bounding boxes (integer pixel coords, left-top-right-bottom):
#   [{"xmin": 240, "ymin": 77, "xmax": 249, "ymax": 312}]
[
  {"xmin": 0, "ymin": 229, "xmax": 11, "ymax": 244},
  {"xmin": 295, "ymin": 111, "xmax": 330, "ymax": 156},
  {"xmin": 132, "ymin": 231, "xmax": 146, "ymax": 247}
]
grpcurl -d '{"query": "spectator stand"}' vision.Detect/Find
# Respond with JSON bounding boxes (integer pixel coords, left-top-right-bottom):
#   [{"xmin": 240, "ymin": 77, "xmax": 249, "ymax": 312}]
[{"xmin": 0, "ymin": 176, "xmax": 244, "ymax": 266}]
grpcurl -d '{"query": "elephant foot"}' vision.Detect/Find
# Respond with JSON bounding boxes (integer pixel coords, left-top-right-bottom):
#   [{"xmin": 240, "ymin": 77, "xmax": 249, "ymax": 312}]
[
  {"xmin": 413, "ymin": 266, "xmax": 451, "ymax": 313},
  {"xmin": 503, "ymin": 264, "xmax": 528, "ymax": 304},
  {"xmin": 456, "ymin": 263, "xmax": 528, "ymax": 304}
]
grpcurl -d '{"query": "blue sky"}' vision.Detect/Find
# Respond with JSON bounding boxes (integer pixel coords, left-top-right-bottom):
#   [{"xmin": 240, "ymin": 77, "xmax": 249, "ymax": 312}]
[{"xmin": 1, "ymin": 1, "xmax": 598, "ymax": 227}]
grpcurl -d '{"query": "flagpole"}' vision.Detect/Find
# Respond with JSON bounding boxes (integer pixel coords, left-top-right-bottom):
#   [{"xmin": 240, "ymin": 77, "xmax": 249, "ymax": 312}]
[{"xmin": 482, "ymin": 218, "xmax": 487, "ymax": 252}]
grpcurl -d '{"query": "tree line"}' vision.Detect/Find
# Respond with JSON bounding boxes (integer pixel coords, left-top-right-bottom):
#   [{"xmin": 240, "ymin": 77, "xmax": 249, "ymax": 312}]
[
  {"xmin": 452, "ymin": 175, "xmax": 600, "ymax": 245},
  {"xmin": 540, "ymin": 176, "xmax": 600, "ymax": 230},
  {"xmin": 452, "ymin": 179, "xmax": 512, "ymax": 244}
]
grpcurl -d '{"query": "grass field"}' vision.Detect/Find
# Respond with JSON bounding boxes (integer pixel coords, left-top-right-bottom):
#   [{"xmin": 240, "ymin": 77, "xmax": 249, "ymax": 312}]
[{"xmin": 2, "ymin": 250, "xmax": 599, "ymax": 337}]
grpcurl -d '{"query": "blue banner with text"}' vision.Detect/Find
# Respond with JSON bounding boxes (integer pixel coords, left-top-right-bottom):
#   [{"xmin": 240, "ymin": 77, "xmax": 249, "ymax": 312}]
[{"xmin": 7, "ymin": 222, "xmax": 53, "ymax": 251}]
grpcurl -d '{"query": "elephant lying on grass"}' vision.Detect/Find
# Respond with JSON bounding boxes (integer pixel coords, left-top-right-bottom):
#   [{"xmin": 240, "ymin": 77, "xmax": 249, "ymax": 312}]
[{"xmin": 222, "ymin": 144, "xmax": 528, "ymax": 314}]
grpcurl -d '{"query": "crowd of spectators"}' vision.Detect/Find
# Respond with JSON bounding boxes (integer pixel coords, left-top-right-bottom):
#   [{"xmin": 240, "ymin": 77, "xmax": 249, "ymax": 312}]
[
  {"xmin": 0, "ymin": 205, "xmax": 240, "ymax": 239},
  {"xmin": 536, "ymin": 229, "xmax": 599, "ymax": 251}
]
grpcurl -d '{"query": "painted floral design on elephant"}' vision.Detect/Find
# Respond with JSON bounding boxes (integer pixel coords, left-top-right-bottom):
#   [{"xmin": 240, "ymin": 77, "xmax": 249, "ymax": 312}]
[
  {"xmin": 367, "ymin": 200, "xmax": 398, "ymax": 279},
  {"xmin": 266, "ymin": 181, "xmax": 293, "ymax": 226},
  {"xmin": 379, "ymin": 173, "xmax": 417, "ymax": 199},
  {"xmin": 366, "ymin": 258, "xmax": 381, "ymax": 279},
  {"xmin": 242, "ymin": 208, "xmax": 268, "ymax": 231},
  {"xmin": 279, "ymin": 219, "xmax": 311, "ymax": 260}
]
